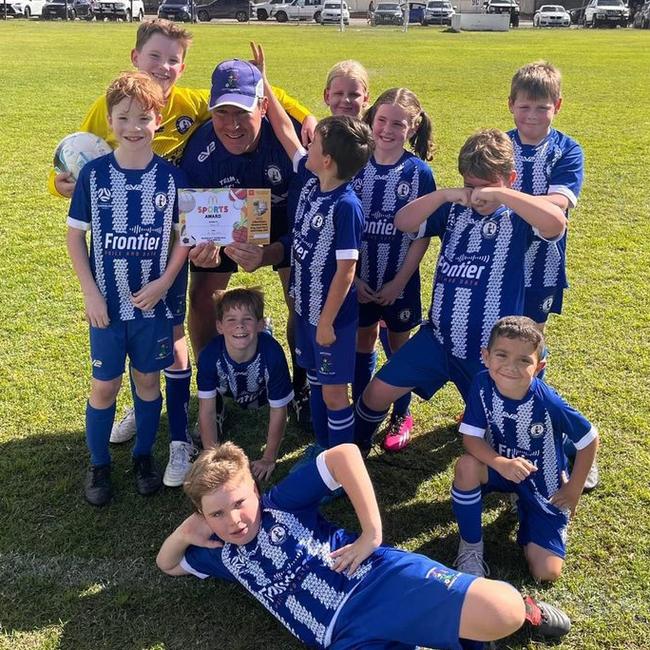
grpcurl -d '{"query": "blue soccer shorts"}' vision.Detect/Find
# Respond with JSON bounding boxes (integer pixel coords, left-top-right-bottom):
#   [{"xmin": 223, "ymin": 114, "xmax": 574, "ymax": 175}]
[
  {"xmin": 483, "ymin": 468, "xmax": 569, "ymax": 559},
  {"xmin": 89, "ymin": 318, "xmax": 174, "ymax": 381},
  {"xmin": 167, "ymin": 262, "xmax": 188, "ymax": 327},
  {"xmin": 330, "ymin": 546, "xmax": 476, "ymax": 649},
  {"xmin": 358, "ymin": 282, "xmax": 422, "ymax": 333},
  {"xmin": 294, "ymin": 315, "xmax": 357, "ymax": 385},
  {"xmin": 375, "ymin": 324, "xmax": 483, "ymax": 402},
  {"xmin": 523, "ymin": 288, "xmax": 564, "ymax": 324}
]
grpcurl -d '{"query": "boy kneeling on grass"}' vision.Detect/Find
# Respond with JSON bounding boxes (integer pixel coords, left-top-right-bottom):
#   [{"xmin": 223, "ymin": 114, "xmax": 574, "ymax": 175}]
[
  {"xmin": 453, "ymin": 316, "xmax": 599, "ymax": 582},
  {"xmin": 196, "ymin": 287, "xmax": 293, "ymax": 481},
  {"xmin": 157, "ymin": 442, "xmax": 571, "ymax": 648}
]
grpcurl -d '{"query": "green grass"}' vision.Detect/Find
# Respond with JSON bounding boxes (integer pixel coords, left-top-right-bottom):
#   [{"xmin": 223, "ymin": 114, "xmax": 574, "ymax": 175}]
[{"xmin": 1, "ymin": 20, "xmax": 650, "ymax": 650}]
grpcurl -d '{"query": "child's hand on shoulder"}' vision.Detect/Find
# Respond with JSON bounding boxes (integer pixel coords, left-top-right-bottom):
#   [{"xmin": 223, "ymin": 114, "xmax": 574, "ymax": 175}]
[
  {"xmin": 442, "ymin": 188, "xmax": 472, "ymax": 207},
  {"xmin": 497, "ymin": 456, "xmax": 537, "ymax": 484},
  {"xmin": 330, "ymin": 530, "xmax": 381, "ymax": 576},
  {"xmin": 84, "ymin": 289, "xmax": 109, "ymax": 328},
  {"xmin": 316, "ymin": 321, "xmax": 336, "ymax": 347},
  {"xmin": 178, "ymin": 513, "xmax": 224, "ymax": 550},
  {"xmin": 131, "ymin": 278, "xmax": 167, "ymax": 312},
  {"xmin": 355, "ymin": 277, "xmax": 377, "ymax": 304},
  {"xmin": 549, "ymin": 473, "xmax": 580, "ymax": 517}
]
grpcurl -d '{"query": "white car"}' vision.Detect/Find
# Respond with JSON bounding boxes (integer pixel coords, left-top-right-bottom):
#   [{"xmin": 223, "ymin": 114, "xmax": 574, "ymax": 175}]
[
  {"xmin": 320, "ymin": 0, "xmax": 349, "ymax": 23},
  {"xmin": 583, "ymin": 0, "xmax": 629, "ymax": 26},
  {"xmin": 6, "ymin": 0, "xmax": 49, "ymax": 18},
  {"xmin": 95, "ymin": 0, "xmax": 145, "ymax": 19},
  {"xmin": 533, "ymin": 4, "xmax": 571, "ymax": 26},
  {"xmin": 270, "ymin": 0, "xmax": 322, "ymax": 21},
  {"xmin": 254, "ymin": 0, "xmax": 286, "ymax": 19}
]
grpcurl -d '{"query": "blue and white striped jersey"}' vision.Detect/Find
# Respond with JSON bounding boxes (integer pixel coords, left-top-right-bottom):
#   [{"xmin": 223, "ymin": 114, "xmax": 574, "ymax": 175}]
[
  {"xmin": 509, "ymin": 128, "xmax": 584, "ymax": 292},
  {"xmin": 415, "ymin": 203, "xmax": 539, "ymax": 363},
  {"xmin": 68, "ymin": 153, "xmax": 185, "ymax": 321},
  {"xmin": 352, "ymin": 152, "xmax": 435, "ymax": 292},
  {"xmin": 196, "ymin": 331, "xmax": 293, "ymax": 410},
  {"xmin": 181, "ymin": 454, "xmax": 374, "ymax": 649},
  {"xmin": 460, "ymin": 371, "xmax": 597, "ymax": 501},
  {"xmin": 291, "ymin": 158, "xmax": 364, "ymax": 328}
]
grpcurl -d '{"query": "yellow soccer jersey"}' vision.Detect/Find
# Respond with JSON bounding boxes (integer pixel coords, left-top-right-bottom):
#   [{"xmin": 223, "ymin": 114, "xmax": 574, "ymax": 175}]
[{"xmin": 48, "ymin": 84, "xmax": 311, "ymax": 197}]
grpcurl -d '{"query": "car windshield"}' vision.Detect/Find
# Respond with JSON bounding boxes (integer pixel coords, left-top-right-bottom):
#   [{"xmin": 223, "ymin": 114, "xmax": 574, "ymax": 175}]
[
  {"xmin": 541, "ymin": 5, "xmax": 563, "ymax": 10},
  {"xmin": 162, "ymin": 0, "xmax": 186, "ymax": 4},
  {"xmin": 597, "ymin": 0, "xmax": 623, "ymax": 4},
  {"xmin": 378, "ymin": 3, "xmax": 400, "ymax": 8},
  {"xmin": 428, "ymin": 1, "xmax": 447, "ymax": 7}
]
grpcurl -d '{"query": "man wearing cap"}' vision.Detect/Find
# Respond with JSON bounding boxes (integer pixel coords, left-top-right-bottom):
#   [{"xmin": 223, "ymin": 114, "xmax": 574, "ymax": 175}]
[{"xmin": 181, "ymin": 59, "xmax": 310, "ymax": 427}]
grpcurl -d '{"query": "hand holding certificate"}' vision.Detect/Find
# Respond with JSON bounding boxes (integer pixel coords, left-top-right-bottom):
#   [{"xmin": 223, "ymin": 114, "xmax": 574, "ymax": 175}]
[{"xmin": 178, "ymin": 188, "xmax": 272, "ymax": 247}]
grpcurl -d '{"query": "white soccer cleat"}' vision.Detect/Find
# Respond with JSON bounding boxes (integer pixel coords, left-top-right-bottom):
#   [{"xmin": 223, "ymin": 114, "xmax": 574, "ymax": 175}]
[
  {"xmin": 583, "ymin": 460, "xmax": 600, "ymax": 492},
  {"xmin": 109, "ymin": 407, "xmax": 136, "ymax": 444},
  {"xmin": 163, "ymin": 441, "xmax": 195, "ymax": 488}
]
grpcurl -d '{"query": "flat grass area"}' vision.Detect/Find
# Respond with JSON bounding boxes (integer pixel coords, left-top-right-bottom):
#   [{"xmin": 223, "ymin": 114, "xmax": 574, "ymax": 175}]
[{"xmin": 1, "ymin": 20, "xmax": 649, "ymax": 650}]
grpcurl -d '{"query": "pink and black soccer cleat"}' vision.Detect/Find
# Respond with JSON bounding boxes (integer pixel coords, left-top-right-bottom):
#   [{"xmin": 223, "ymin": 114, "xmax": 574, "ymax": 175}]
[{"xmin": 382, "ymin": 414, "xmax": 414, "ymax": 452}]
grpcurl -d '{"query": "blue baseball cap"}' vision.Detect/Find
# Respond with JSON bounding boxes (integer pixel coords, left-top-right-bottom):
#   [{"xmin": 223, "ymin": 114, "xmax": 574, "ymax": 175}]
[{"xmin": 209, "ymin": 60, "xmax": 264, "ymax": 112}]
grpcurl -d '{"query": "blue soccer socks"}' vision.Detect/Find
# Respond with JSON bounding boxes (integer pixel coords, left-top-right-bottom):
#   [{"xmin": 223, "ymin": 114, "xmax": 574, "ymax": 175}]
[
  {"xmin": 132, "ymin": 393, "xmax": 163, "ymax": 458},
  {"xmin": 164, "ymin": 367, "xmax": 191, "ymax": 443},
  {"xmin": 327, "ymin": 405, "xmax": 355, "ymax": 446},
  {"xmin": 353, "ymin": 351, "xmax": 377, "ymax": 403},
  {"xmin": 451, "ymin": 485, "xmax": 483, "ymax": 544},
  {"xmin": 308, "ymin": 372, "xmax": 329, "ymax": 449},
  {"xmin": 86, "ymin": 401, "xmax": 117, "ymax": 466},
  {"xmin": 354, "ymin": 397, "xmax": 389, "ymax": 450}
]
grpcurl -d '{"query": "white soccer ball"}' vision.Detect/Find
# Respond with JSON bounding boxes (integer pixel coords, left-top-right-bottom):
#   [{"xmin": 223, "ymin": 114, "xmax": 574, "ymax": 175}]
[{"xmin": 53, "ymin": 132, "xmax": 112, "ymax": 181}]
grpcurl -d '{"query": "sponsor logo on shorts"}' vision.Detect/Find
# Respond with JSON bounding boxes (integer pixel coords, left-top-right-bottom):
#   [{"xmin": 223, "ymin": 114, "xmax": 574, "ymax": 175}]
[
  {"xmin": 311, "ymin": 214, "xmax": 324, "ymax": 230},
  {"xmin": 154, "ymin": 192, "xmax": 168, "ymax": 211},
  {"xmin": 91, "ymin": 359, "xmax": 103, "ymax": 368},
  {"xmin": 266, "ymin": 164, "xmax": 283, "ymax": 185},
  {"xmin": 529, "ymin": 422, "xmax": 545, "ymax": 438},
  {"xmin": 396, "ymin": 181, "xmax": 411, "ymax": 199},
  {"xmin": 176, "ymin": 116, "xmax": 194, "ymax": 134},
  {"xmin": 269, "ymin": 524, "xmax": 287, "ymax": 545},
  {"xmin": 426, "ymin": 565, "xmax": 460, "ymax": 588},
  {"xmin": 541, "ymin": 295, "xmax": 554, "ymax": 313},
  {"xmin": 482, "ymin": 220, "xmax": 498, "ymax": 239}
]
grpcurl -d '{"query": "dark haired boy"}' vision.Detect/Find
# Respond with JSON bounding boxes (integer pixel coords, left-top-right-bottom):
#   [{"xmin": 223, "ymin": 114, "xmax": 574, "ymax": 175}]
[
  {"xmin": 249, "ymin": 43, "xmax": 374, "ymax": 453},
  {"xmin": 452, "ymin": 316, "xmax": 598, "ymax": 582},
  {"xmin": 196, "ymin": 287, "xmax": 293, "ymax": 481}
]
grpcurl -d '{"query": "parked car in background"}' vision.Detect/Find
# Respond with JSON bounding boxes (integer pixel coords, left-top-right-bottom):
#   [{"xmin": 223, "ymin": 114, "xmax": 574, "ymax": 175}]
[
  {"xmin": 320, "ymin": 0, "xmax": 348, "ymax": 23},
  {"xmin": 484, "ymin": 0, "xmax": 519, "ymax": 26},
  {"xmin": 373, "ymin": 1, "xmax": 403, "ymax": 23},
  {"xmin": 271, "ymin": 0, "xmax": 321, "ymax": 22},
  {"xmin": 95, "ymin": 0, "xmax": 145, "ymax": 19},
  {"xmin": 533, "ymin": 4, "xmax": 571, "ymax": 25},
  {"xmin": 253, "ymin": 0, "xmax": 286, "ymax": 19},
  {"xmin": 158, "ymin": 0, "xmax": 195, "ymax": 20},
  {"xmin": 633, "ymin": 0, "xmax": 650, "ymax": 26},
  {"xmin": 42, "ymin": 0, "xmax": 97, "ymax": 18},
  {"xmin": 422, "ymin": 0, "xmax": 455, "ymax": 24},
  {"xmin": 196, "ymin": 0, "xmax": 251, "ymax": 20},
  {"xmin": 568, "ymin": 5, "xmax": 584, "ymax": 22},
  {"xmin": 4, "ymin": 0, "xmax": 49, "ymax": 18},
  {"xmin": 583, "ymin": 0, "xmax": 629, "ymax": 26}
]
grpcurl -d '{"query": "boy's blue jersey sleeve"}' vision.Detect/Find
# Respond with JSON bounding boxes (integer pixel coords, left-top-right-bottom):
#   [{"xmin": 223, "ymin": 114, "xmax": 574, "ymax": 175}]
[
  {"xmin": 335, "ymin": 193, "xmax": 364, "ymax": 258},
  {"xmin": 415, "ymin": 201, "xmax": 451, "ymax": 240},
  {"xmin": 266, "ymin": 452, "xmax": 341, "ymax": 512},
  {"xmin": 263, "ymin": 334, "xmax": 294, "ymax": 408},
  {"xmin": 459, "ymin": 372, "xmax": 489, "ymax": 437},
  {"xmin": 548, "ymin": 139, "xmax": 584, "ymax": 208},
  {"xmin": 67, "ymin": 163, "xmax": 93, "ymax": 229},
  {"xmin": 182, "ymin": 542, "xmax": 234, "ymax": 581},
  {"xmin": 196, "ymin": 339, "xmax": 220, "ymax": 397},
  {"xmin": 541, "ymin": 382, "xmax": 597, "ymax": 450}
]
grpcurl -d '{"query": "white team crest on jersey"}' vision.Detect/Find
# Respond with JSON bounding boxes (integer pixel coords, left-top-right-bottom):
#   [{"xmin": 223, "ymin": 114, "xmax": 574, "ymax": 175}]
[
  {"xmin": 269, "ymin": 524, "xmax": 287, "ymax": 545},
  {"xmin": 481, "ymin": 220, "xmax": 498, "ymax": 239},
  {"xmin": 266, "ymin": 164, "xmax": 282, "ymax": 185},
  {"xmin": 541, "ymin": 295, "xmax": 554, "ymax": 313},
  {"xmin": 352, "ymin": 178, "xmax": 363, "ymax": 192},
  {"xmin": 176, "ymin": 116, "xmax": 193, "ymax": 134},
  {"xmin": 311, "ymin": 214, "xmax": 324, "ymax": 230},
  {"xmin": 97, "ymin": 188, "xmax": 111, "ymax": 202},
  {"xmin": 399, "ymin": 308, "xmax": 411, "ymax": 322},
  {"xmin": 396, "ymin": 181, "xmax": 411, "ymax": 199},
  {"xmin": 529, "ymin": 422, "xmax": 545, "ymax": 438},
  {"xmin": 154, "ymin": 193, "xmax": 168, "ymax": 210}
]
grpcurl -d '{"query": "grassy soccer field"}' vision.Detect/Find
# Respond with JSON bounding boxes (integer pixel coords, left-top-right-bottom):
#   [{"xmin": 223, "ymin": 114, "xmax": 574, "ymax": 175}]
[{"xmin": 1, "ymin": 20, "xmax": 649, "ymax": 650}]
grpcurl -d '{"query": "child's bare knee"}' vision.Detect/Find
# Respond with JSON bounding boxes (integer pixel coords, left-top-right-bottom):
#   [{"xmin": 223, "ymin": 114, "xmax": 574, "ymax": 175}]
[
  {"xmin": 90, "ymin": 377, "xmax": 121, "ymax": 406},
  {"xmin": 454, "ymin": 454, "xmax": 483, "ymax": 488},
  {"xmin": 527, "ymin": 550, "xmax": 563, "ymax": 582},
  {"xmin": 322, "ymin": 385, "xmax": 349, "ymax": 410},
  {"xmin": 529, "ymin": 563, "xmax": 562, "ymax": 582}
]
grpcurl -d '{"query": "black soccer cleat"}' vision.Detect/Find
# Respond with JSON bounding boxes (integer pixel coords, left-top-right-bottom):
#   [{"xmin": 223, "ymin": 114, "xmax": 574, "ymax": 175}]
[
  {"xmin": 524, "ymin": 595, "xmax": 571, "ymax": 638},
  {"xmin": 290, "ymin": 386, "xmax": 313, "ymax": 432},
  {"xmin": 84, "ymin": 464, "xmax": 113, "ymax": 507},
  {"xmin": 133, "ymin": 455, "xmax": 162, "ymax": 496}
]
